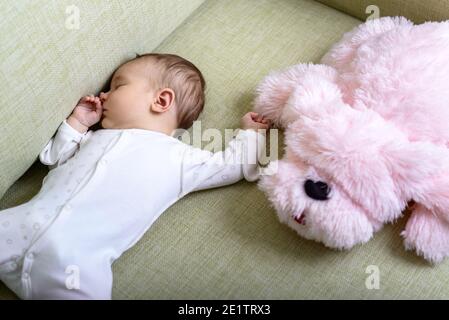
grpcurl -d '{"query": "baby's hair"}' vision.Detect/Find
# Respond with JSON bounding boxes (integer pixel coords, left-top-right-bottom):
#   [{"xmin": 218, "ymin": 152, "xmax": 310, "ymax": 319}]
[{"xmin": 132, "ymin": 52, "xmax": 206, "ymax": 129}]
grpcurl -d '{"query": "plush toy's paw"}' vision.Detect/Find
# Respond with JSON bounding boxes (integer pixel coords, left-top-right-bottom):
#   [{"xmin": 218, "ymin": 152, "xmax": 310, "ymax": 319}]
[
  {"xmin": 283, "ymin": 68, "xmax": 344, "ymax": 122},
  {"xmin": 254, "ymin": 64, "xmax": 341, "ymax": 128},
  {"xmin": 402, "ymin": 204, "xmax": 449, "ymax": 264},
  {"xmin": 253, "ymin": 64, "xmax": 311, "ymax": 128}
]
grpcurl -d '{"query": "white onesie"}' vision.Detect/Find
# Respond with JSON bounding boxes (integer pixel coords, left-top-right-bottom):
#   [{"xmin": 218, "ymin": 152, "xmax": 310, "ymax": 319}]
[{"xmin": 0, "ymin": 119, "xmax": 266, "ymax": 299}]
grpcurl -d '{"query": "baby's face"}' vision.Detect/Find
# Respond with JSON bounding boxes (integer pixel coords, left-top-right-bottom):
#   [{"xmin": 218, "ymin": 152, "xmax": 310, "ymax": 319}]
[{"xmin": 100, "ymin": 61, "xmax": 156, "ymax": 129}]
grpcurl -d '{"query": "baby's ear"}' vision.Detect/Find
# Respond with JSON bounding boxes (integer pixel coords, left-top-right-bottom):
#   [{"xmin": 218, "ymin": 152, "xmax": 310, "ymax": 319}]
[
  {"xmin": 253, "ymin": 63, "xmax": 341, "ymax": 128},
  {"xmin": 383, "ymin": 141, "xmax": 449, "ymax": 222}
]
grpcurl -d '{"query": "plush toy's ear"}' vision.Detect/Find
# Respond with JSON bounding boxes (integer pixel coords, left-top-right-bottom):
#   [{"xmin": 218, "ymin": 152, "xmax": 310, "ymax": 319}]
[
  {"xmin": 253, "ymin": 63, "xmax": 341, "ymax": 128},
  {"xmin": 385, "ymin": 141, "xmax": 449, "ymax": 264},
  {"xmin": 382, "ymin": 140, "xmax": 449, "ymax": 223},
  {"xmin": 286, "ymin": 108, "xmax": 409, "ymax": 224}
]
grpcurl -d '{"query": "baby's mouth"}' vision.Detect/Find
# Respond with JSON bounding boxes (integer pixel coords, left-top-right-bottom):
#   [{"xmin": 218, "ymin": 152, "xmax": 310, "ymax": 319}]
[{"xmin": 293, "ymin": 211, "xmax": 306, "ymax": 225}]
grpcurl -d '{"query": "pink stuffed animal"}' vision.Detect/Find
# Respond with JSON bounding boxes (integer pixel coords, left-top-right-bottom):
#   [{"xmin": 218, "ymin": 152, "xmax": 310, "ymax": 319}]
[{"xmin": 254, "ymin": 16, "xmax": 449, "ymax": 263}]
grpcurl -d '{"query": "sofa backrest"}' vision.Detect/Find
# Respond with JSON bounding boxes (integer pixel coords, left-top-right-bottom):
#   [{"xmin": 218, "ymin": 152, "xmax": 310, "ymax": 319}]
[
  {"xmin": 316, "ymin": 0, "xmax": 449, "ymax": 23},
  {"xmin": 0, "ymin": 0, "xmax": 205, "ymax": 199}
]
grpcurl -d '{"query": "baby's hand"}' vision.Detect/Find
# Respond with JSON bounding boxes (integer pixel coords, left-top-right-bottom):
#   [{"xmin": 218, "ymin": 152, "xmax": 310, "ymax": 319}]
[
  {"xmin": 240, "ymin": 112, "xmax": 271, "ymax": 131},
  {"xmin": 68, "ymin": 95, "xmax": 103, "ymax": 132}
]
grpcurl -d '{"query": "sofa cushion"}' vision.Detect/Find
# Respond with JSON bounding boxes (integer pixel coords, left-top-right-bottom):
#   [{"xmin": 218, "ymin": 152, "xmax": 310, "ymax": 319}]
[
  {"xmin": 316, "ymin": 0, "xmax": 449, "ymax": 23},
  {"xmin": 0, "ymin": 0, "xmax": 205, "ymax": 200}
]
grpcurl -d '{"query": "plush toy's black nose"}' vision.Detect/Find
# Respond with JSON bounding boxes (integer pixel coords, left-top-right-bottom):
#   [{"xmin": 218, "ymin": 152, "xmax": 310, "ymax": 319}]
[{"xmin": 304, "ymin": 180, "xmax": 330, "ymax": 201}]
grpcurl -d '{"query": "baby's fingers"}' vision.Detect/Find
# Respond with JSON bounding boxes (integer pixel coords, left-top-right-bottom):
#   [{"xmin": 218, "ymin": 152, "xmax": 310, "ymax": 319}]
[
  {"xmin": 253, "ymin": 114, "xmax": 267, "ymax": 123},
  {"xmin": 79, "ymin": 95, "xmax": 94, "ymax": 104},
  {"xmin": 94, "ymin": 97, "xmax": 103, "ymax": 111}
]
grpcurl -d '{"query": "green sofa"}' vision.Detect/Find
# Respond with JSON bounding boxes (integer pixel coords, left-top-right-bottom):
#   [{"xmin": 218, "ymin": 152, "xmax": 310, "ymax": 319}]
[{"xmin": 1, "ymin": 0, "xmax": 449, "ymax": 299}]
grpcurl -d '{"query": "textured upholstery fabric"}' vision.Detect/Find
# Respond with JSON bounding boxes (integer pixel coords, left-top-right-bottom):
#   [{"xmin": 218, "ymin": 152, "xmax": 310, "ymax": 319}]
[{"xmin": 1, "ymin": 0, "xmax": 449, "ymax": 299}]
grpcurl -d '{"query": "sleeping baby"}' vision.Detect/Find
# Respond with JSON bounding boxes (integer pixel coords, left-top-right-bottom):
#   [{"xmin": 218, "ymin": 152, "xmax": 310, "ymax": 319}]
[{"xmin": 0, "ymin": 53, "xmax": 270, "ymax": 299}]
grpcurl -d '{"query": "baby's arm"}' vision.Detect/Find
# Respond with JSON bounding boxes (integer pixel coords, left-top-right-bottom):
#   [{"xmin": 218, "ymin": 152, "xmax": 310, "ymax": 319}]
[
  {"xmin": 39, "ymin": 119, "xmax": 90, "ymax": 170},
  {"xmin": 39, "ymin": 95, "xmax": 102, "ymax": 170},
  {"xmin": 179, "ymin": 112, "xmax": 270, "ymax": 196}
]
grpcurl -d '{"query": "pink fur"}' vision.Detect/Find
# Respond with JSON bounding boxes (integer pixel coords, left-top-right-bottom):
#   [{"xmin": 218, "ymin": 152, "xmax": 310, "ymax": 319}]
[{"xmin": 254, "ymin": 17, "xmax": 449, "ymax": 264}]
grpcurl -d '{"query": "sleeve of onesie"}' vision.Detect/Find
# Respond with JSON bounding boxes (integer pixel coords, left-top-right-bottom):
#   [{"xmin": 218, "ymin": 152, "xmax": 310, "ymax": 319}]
[
  {"xmin": 178, "ymin": 128, "xmax": 267, "ymax": 197},
  {"xmin": 39, "ymin": 119, "xmax": 91, "ymax": 170}
]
